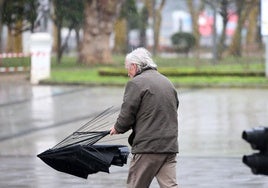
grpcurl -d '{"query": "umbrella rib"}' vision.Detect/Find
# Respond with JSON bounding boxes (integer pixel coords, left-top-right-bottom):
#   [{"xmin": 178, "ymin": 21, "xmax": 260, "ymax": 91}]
[
  {"xmin": 83, "ymin": 121, "xmax": 110, "ymax": 132},
  {"xmin": 98, "ymin": 136, "xmax": 129, "ymax": 143},
  {"xmin": 81, "ymin": 118, "xmax": 108, "ymax": 132},
  {"xmin": 77, "ymin": 107, "xmax": 114, "ymax": 132},
  {"xmin": 73, "ymin": 131, "xmax": 108, "ymax": 135},
  {"xmin": 85, "ymin": 111, "xmax": 116, "ymax": 131},
  {"xmin": 54, "ymin": 131, "xmax": 108, "ymax": 149},
  {"xmin": 73, "ymin": 134, "xmax": 107, "ymax": 145},
  {"xmin": 96, "ymin": 120, "xmax": 116, "ymax": 131},
  {"xmin": 52, "ymin": 107, "xmax": 115, "ymax": 149},
  {"xmin": 51, "ymin": 107, "xmax": 120, "ymax": 149},
  {"xmin": 81, "ymin": 107, "xmax": 119, "ymax": 132},
  {"xmin": 37, "ymin": 107, "xmax": 130, "ymax": 179},
  {"xmin": 53, "ymin": 131, "xmax": 110, "ymax": 149}
]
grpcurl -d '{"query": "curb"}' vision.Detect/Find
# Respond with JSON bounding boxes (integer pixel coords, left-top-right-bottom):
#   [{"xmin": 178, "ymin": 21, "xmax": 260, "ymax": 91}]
[
  {"xmin": 173, "ymin": 83, "xmax": 268, "ymax": 89},
  {"xmin": 39, "ymin": 80, "xmax": 268, "ymax": 89}
]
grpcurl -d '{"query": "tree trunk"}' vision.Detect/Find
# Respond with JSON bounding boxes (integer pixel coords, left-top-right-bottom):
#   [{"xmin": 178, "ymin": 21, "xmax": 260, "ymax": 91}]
[
  {"xmin": 113, "ymin": 18, "xmax": 127, "ymax": 54},
  {"xmin": 217, "ymin": 0, "xmax": 229, "ymax": 60},
  {"xmin": 0, "ymin": 18, "xmax": 2, "ymax": 60},
  {"xmin": 75, "ymin": 28, "xmax": 81, "ymax": 64},
  {"xmin": 228, "ymin": 0, "xmax": 257, "ymax": 56},
  {"xmin": 79, "ymin": 0, "xmax": 123, "ymax": 65},
  {"xmin": 56, "ymin": 22, "xmax": 62, "ymax": 64},
  {"xmin": 153, "ymin": 0, "xmax": 165, "ymax": 55},
  {"xmin": 144, "ymin": 0, "xmax": 165, "ymax": 54},
  {"xmin": 52, "ymin": 23, "xmax": 58, "ymax": 53},
  {"xmin": 0, "ymin": 0, "xmax": 4, "ymax": 54},
  {"xmin": 14, "ymin": 20, "xmax": 23, "ymax": 53},
  {"xmin": 186, "ymin": 0, "xmax": 204, "ymax": 49},
  {"xmin": 6, "ymin": 26, "xmax": 13, "ymax": 53},
  {"xmin": 228, "ymin": 1, "xmax": 244, "ymax": 56},
  {"xmin": 245, "ymin": 1, "xmax": 259, "ymax": 55},
  {"xmin": 139, "ymin": 6, "xmax": 148, "ymax": 48}
]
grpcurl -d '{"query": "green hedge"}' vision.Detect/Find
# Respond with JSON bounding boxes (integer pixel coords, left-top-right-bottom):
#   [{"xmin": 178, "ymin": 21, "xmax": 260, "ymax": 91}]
[
  {"xmin": 98, "ymin": 67, "xmax": 265, "ymax": 77},
  {"xmin": 171, "ymin": 32, "xmax": 196, "ymax": 54}
]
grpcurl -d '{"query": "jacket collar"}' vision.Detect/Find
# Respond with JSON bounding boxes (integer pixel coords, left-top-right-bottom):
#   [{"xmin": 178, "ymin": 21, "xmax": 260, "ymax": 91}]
[{"xmin": 134, "ymin": 67, "xmax": 157, "ymax": 77}]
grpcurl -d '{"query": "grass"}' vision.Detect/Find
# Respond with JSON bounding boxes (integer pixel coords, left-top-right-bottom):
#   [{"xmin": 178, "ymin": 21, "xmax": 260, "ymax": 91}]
[
  {"xmin": 0, "ymin": 57, "xmax": 31, "ymax": 67},
  {"xmin": 50, "ymin": 69, "xmax": 129, "ymax": 85},
  {"xmin": 169, "ymin": 76, "xmax": 268, "ymax": 85},
  {"xmin": 1, "ymin": 54, "xmax": 268, "ymax": 87}
]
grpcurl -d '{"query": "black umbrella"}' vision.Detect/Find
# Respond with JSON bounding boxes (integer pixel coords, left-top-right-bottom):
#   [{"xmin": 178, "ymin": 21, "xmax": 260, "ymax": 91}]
[{"xmin": 37, "ymin": 107, "xmax": 129, "ymax": 179}]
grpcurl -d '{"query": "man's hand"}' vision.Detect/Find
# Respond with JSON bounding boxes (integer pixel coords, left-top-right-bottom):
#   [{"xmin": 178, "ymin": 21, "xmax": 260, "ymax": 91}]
[{"xmin": 110, "ymin": 126, "xmax": 118, "ymax": 135}]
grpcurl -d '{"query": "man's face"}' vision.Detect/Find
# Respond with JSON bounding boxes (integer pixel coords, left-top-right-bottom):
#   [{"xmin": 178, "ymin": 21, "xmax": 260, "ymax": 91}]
[{"xmin": 125, "ymin": 61, "xmax": 137, "ymax": 79}]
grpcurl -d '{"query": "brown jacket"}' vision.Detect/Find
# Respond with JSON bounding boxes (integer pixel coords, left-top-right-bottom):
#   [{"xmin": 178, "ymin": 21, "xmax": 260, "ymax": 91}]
[{"xmin": 115, "ymin": 69, "xmax": 179, "ymax": 154}]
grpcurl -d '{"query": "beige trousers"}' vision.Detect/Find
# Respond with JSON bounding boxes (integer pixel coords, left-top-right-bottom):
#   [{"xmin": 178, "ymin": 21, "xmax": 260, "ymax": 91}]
[{"xmin": 127, "ymin": 153, "xmax": 178, "ymax": 188}]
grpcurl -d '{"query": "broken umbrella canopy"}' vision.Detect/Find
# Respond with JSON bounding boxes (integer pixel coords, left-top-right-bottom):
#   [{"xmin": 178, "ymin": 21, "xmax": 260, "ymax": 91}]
[{"xmin": 37, "ymin": 107, "xmax": 129, "ymax": 179}]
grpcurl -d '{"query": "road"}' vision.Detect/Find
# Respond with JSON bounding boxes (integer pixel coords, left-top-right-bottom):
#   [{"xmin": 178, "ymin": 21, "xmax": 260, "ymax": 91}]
[{"xmin": 0, "ymin": 74, "xmax": 268, "ymax": 187}]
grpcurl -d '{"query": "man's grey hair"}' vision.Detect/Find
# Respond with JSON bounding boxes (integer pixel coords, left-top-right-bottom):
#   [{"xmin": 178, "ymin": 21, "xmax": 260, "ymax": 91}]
[{"xmin": 125, "ymin": 48, "xmax": 157, "ymax": 72}]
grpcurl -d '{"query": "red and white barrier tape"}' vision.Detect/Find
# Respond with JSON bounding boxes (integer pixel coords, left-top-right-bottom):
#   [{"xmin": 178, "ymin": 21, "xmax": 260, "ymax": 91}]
[
  {"xmin": 0, "ymin": 66, "xmax": 29, "ymax": 73},
  {"xmin": 0, "ymin": 52, "xmax": 49, "ymax": 58},
  {"xmin": 0, "ymin": 52, "xmax": 50, "ymax": 73},
  {"xmin": 0, "ymin": 53, "xmax": 30, "ymax": 58}
]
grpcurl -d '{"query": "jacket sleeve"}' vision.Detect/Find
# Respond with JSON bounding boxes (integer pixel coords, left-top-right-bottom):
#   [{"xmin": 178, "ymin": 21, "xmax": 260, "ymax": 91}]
[{"xmin": 114, "ymin": 81, "xmax": 141, "ymax": 133}]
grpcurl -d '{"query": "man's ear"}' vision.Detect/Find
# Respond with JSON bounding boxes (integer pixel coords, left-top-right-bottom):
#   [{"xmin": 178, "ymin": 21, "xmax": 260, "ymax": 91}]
[{"xmin": 133, "ymin": 64, "xmax": 138, "ymax": 71}]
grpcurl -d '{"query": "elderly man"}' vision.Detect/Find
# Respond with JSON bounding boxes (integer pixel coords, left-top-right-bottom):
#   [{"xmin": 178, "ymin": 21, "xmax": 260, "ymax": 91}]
[{"xmin": 110, "ymin": 48, "xmax": 179, "ymax": 188}]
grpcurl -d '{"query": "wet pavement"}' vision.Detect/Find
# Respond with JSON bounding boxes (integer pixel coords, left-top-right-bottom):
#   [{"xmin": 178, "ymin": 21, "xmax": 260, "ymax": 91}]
[{"xmin": 0, "ymin": 74, "xmax": 268, "ymax": 187}]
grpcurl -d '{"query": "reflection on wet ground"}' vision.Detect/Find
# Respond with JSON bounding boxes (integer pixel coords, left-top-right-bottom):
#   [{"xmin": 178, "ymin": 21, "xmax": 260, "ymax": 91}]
[
  {"xmin": 0, "ymin": 75, "xmax": 268, "ymax": 187},
  {"xmin": 179, "ymin": 88, "xmax": 268, "ymax": 157}
]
